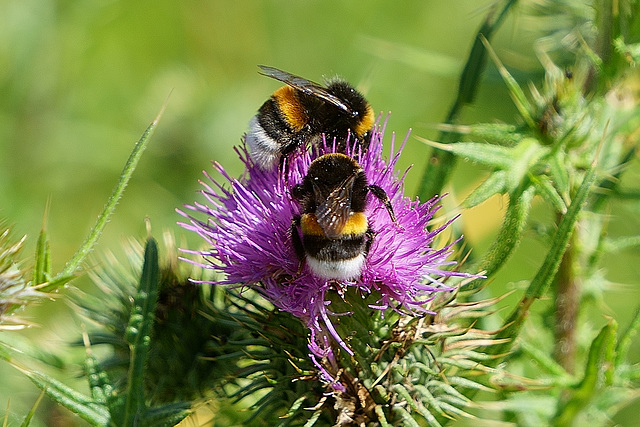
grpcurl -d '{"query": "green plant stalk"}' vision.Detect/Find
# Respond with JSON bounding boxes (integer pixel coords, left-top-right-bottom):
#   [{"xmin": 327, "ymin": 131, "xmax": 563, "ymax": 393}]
[
  {"xmin": 121, "ymin": 237, "xmax": 160, "ymax": 425},
  {"xmin": 51, "ymin": 102, "xmax": 168, "ymax": 288},
  {"xmin": 554, "ymin": 229, "xmax": 580, "ymax": 374},
  {"xmin": 416, "ymin": 0, "xmax": 518, "ymax": 201}
]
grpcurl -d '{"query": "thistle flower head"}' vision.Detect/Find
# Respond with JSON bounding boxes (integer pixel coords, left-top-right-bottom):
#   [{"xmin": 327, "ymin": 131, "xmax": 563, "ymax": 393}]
[{"xmin": 179, "ymin": 123, "xmax": 471, "ymax": 355}]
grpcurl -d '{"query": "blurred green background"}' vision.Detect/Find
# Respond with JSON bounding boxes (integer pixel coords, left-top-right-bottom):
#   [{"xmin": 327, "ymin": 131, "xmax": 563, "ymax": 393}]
[{"xmin": 1, "ymin": 0, "xmax": 638, "ymax": 425}]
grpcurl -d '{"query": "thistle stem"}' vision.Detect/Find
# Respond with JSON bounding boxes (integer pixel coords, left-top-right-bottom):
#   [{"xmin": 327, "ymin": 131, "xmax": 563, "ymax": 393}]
[{"xmin": 554, "ymin": 227, "xmax": 580, "ymax": 374}]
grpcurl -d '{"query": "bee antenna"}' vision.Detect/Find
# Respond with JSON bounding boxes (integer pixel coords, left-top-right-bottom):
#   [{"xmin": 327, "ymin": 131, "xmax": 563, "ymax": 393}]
[{"xmin": 367, "ymin": 185, "xmax": 396, "ymax": 223}]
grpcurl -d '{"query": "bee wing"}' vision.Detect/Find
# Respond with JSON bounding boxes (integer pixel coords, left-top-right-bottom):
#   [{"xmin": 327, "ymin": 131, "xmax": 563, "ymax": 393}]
[
  {"xmin": 258, "ymin": 65, "xmax": 355, "ymax": 117},
  {"xmin": 313, "ymin": 175, "xmax": 356, "ymax": 239}
]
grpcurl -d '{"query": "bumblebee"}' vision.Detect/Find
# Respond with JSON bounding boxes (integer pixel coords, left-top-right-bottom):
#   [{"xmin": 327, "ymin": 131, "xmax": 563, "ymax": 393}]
[
  {"xmin": 291, "ymin": 153, "xmax": 395, "ymax": 281},
  {"xmin": 246, "ymin": 65, "xmax": 375, "ymax": 170}
]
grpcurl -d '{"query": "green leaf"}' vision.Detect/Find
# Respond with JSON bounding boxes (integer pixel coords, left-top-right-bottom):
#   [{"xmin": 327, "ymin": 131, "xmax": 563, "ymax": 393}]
[
  {"xmin": 464, "ymin": 185, "xmax": 535, "ymax": 289},
  {"xmin": 530, "ymin": 175, "xmax": 567, "ymax": 214},
  {"xmin": 142, "ymin": 402, "xmax": 192, "ymax": 427},
  {"xmin": 553, "ymin": 320, "xmax": 617, "ymax": 426},
  {"xmin": 374, "ymin": 405, "xmax": 391, "ymax": 427},
  {"xmin": 616, "ymin": 305, "xmax": 640, "ymax": 368},
  {"xmin": 51, "ymin": 101, "xmax": 168, "ymax": 288},
  {"xmin": 121, "ymin": 237, "xmax": 161, "ymax": 426},
  {"xmin": 416, "ymin": 0, "xmax": 519, "ymax": 201},
  {"xmin": 486, "ymin": 156, "xmax": 598, "ymax": 358},
  {"xmin": 41, "ymin": 274, "xmax": 75, "ymax": 292},
  {"xmin": 548, "ymin": 149, "xmax": 570, "ymax": 201},
  {"xmin": 519, "ymin": 341, "xmax": 574, "ymax": 385},
  {"xmin": 453, "ymin": 0, "xmax": 519, "ymax": 109},
  {"xmin": 83, "ymin": 337, "xmax": 112, "ymax": 406},
  {"xmin": 20, "ymin": 389, "xmax": 45, "ymax": 427},
  {"xmin": 391, "ymin": 405, "xmax": 424, "ymax": 427},
  {"xmin": 417, "ymin": 138, "xmax": 514, "ymax": 169},
  {"xmin": 591, "ymin": 146, "xmax": 638, "ymax": 212},
  {"xmin": 604, "ymin": 235, "xmax": 640, "ymax": 253},
  {"xmin": 462, "ymin": 171, "xmax": 507, "ymax": 209},
  {"xmin": 435, "ymin": 122, "xmax": 522, "ymax": 147},
  {"xmin": 526, "ymin": 154, "xmax": 597, "ymax": 300},
  {"xmin": 413, "ymin": 384, "xmax": 448, "ymax": 418},
  {"xmin": 33, "ymin": 218, "xmax": 51, "ymax": 286},
  {"xmin": 505, "ymin": 139, "xmax": 549, "ymax": 193},
  {"xmin": 481, "ymin": 35, "xmax": 536, "ymax": 129},
  {"xmin": 18, "ymin": 366, "xmax": 110, "ymax": 426}
]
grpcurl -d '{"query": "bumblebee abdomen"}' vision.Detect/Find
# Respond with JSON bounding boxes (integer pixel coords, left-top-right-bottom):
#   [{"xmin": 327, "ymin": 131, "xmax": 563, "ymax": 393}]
[
  {"xmin": 299, "ymin": 213, "xmax": 369, "ymax": 281},
  {"xmin": 306, "ymin": 254, "xmax": 366, "ymax": 281},
  {"xmin": 272, "ymin": 86, "xmax": 308, "ymax": 131},
  {"xmin": 300, "ymin": 212, "xmax": 368, "ymax": 238},
  {"xmin": 246, "ymin": 91, "xmax": 306, "ymax": 170},
  {"xmin": 302, "ymin": 233, "xmax": 367, "ymax": 261},
  {"xmin": 303, "ymin": 235, "xmax": 367, "ymax": 281}
]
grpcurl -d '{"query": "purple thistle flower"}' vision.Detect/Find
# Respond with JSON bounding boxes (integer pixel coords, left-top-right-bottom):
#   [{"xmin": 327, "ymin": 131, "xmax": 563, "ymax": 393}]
[{"xmin": 178, "ymin": 121, "xmax": 472, "ymax": 356}]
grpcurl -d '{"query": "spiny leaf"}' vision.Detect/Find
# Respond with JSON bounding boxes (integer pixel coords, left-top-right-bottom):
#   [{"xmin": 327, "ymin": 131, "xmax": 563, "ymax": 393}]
[
  {"xmin": 20, "ymin": 389, "xmax": 45, "ymax": 427},
  {"xmin": 434, "ymin": 122, "xmax": 522, "ymax": 146},
  {"xmin": 374, "ymin": 405, "xmax": 391, "ymax": 427},
  {"xmin": 465, "ymin": 185, "xmax": 535, "ymax": 289},
  {"xmin": 616, "ymin": 305, "xmax": 640, "ymax": 368},
  {"xmin": 416, "ymin": 137, "xmax": 514, "ymax": 169},
  {"xmin": 391, "ymin": 401, "xmax": 425, "ymax": 427},
  {"xmin": 481, "ymin": 35, "xmax": 536, "ymax": 129},
  {"xmin": 553, "ymin": 320, "xmax": 617, "ymax": 426},
  {"xmin": 548, "ymin": 149, "xmax": 571, "ymax": 199},
  {"xmin": 504, "ymin": 139, "xmax": 549, "ymax": 194},
  {"xmin": 487, "ymin": 153, "xmax": 598, "ymax": 358},
  {"xmin": 82, "ymin": 332, "xmax": 112, "ymax": 407},
  {"xmin": 462, "ymin": 171, "xmax": 507, "ymax": 209},
  {"xmin": 416, "ymin": 0, "xmax": 518, "ymax": 200},
  {"xmin": 52, "ymin": 99, "xmax": 168, "ymax": 287},
  {"xmin": 526, "ymin": 152, "xmax": 597, "ymax": 299},
  {"xmin": 530, "ymin": 175, "xmax": 567, "ymax": 213},
  {"xmin": 33, "ymin": 211, "xmax": 51, "ymax": 286},
  {"xmin": 519, "ymin": 340, "xmax": 573, "ymax": 383},
  {"xmin": 141, "ymin": 402, "xmax": 191, "ymax": 427},
  {"xmin": 122, "ymin": 237, "xmax": 160, "ymax": 425},
  {"xmin": 16, "ymin": 366, "xmax": 110, "ymax": 426}
]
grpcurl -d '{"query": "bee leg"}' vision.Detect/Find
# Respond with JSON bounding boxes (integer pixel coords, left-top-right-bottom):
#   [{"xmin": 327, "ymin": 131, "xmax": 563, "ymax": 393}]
[
  {"xmin": 367, "ymin": 185, "xmax": 397, "ymax": 223},
  {"xmin": 364, "ymin": 227, "xmax": 376, "ymax": 256},
  {"xmin": 278, "ymin": 154, "xmax": 290, "ymax": 179},
  {"xmin": 290, "ymin": 215, "xmax": 306, "ymax": 274},
  {"xmin": 280, "ymin": 137, "xmax": 301, "ymax": 157},
  {"xmin": 278, "ymin": 136, "xmax": 305, "ymax": 178},
  {"xmin": 291, "ymin": 183, "xmax": 306, "ymax": 201}
]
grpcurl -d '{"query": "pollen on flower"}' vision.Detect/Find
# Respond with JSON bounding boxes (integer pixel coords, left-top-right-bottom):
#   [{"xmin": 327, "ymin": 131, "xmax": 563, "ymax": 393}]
[{"xmin": 178, "ymin": 121, "xmax": 474, "ymax": 356}]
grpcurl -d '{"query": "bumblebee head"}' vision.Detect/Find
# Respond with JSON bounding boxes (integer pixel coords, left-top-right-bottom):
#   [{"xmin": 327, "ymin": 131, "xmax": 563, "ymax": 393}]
[{"xmin": 325, "ymin": 80, "xmax": 375, "ymax": 138}]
